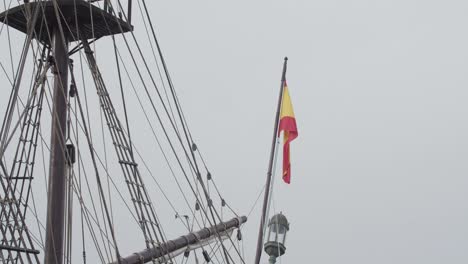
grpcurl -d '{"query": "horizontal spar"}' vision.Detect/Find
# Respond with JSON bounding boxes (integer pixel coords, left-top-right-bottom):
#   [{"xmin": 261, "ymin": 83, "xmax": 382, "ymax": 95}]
[{"xmin": 112, "ymin": 216, "xmax": 247, "ymax": 264}]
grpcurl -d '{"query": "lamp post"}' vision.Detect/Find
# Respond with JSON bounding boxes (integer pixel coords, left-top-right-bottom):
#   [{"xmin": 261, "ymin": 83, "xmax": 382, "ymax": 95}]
[{"xmin": 264, "ymin": 213, "xmax": 290, "ymax": 264}]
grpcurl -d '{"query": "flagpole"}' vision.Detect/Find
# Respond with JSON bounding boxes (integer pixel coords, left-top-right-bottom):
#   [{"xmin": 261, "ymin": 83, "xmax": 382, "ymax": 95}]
[{"xmin": 254, "ymin": 57, "xmax": 288, "ymax": 264}]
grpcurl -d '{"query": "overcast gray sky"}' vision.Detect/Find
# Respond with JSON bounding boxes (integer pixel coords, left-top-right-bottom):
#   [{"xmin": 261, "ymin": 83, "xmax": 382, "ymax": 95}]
[
  {"xmin": 1, "ymin": 0, "xmax": 468, "ymax": 263},
  {"xmin": 147, "ymin": 0, "xmax": 468, "ymax": 263}
]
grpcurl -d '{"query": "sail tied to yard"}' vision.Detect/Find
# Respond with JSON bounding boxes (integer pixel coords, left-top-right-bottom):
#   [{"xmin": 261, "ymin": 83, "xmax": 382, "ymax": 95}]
[{"xmin": 0, "ymin": 0, "xmax": 246, "ymax": 263}]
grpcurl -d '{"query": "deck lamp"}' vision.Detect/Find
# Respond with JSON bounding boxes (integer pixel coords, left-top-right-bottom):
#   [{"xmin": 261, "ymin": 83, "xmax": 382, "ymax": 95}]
[{"xmin": 264, "ymin": 213, "xmax": 289, "ymax": 264}]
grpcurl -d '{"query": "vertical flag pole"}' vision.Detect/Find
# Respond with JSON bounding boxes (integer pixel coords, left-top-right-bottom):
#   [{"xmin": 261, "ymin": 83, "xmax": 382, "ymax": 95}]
[{"xmin": 254, "ymin": 57, "xmax": 288, "ymax": 264}]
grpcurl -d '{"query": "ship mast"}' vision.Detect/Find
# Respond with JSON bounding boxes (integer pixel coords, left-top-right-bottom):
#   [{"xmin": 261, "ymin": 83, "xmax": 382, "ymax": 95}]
[
  {"xmin": 0, "ymin": 1, "xmax": 133, "ymax": 262},
  {"xmin": 43, "ymin": 5, "xmax": 69, "ymax": 264}
]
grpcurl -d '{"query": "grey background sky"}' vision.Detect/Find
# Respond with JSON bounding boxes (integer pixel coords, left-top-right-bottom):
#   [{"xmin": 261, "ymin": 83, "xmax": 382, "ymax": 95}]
[
  {"xmin": 1, "ymin": 0, "xmax": 468, "ymax": 263},
  {"xmin": 146, "ymin": 0, "xmax": 468, "ymax": 263}
]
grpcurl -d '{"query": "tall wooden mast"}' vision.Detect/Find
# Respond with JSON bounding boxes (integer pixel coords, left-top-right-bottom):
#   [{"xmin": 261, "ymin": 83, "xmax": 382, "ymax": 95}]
[
  {"xmin": 0, "ymin": 1, "xmax": 133, "ymax": 263},
  {"xmin": 43, "ymin": 14, "xmax": 70, "ymax": 264}
]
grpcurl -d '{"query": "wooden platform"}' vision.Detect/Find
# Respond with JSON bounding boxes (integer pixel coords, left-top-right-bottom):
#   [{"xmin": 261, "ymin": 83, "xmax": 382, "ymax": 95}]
[{"xmin": 0, "ymin": 0, "xmax": 133, "ymax": 43}]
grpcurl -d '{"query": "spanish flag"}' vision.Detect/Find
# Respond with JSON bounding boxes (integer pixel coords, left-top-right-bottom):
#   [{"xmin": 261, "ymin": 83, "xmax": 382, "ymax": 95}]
[{"xmin": 278, "ymin": 81, "xmax": 298, "ymax": 184}]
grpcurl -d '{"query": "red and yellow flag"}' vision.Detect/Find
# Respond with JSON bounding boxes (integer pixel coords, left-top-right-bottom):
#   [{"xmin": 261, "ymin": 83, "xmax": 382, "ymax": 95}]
[{"xmin": 278, "ymin": 81, "xmax": 298, "ymax": 184}]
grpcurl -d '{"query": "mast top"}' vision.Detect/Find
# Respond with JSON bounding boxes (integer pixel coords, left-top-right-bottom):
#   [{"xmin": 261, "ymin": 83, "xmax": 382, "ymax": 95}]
[{"xmin": 0, "ymin": 0, "xmax": 133, "ymax": 44}]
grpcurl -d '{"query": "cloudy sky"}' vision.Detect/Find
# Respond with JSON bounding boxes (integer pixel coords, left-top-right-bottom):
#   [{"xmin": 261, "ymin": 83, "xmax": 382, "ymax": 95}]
[
  {"xmin": 147, "ymin": 1, "xmax": 468, "ymax": 263},
  {"xmin": 1, "ymin": 0, "xmax": 468, "ymax": 263}
]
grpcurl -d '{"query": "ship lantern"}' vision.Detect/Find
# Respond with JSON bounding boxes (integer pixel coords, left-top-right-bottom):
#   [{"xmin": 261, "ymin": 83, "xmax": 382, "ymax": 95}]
[{"xmin": 264, "ymin": 213, "xmax": 289, "ymax": 263}]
